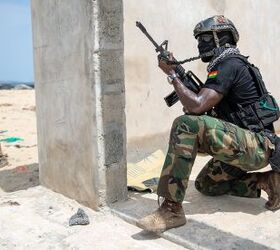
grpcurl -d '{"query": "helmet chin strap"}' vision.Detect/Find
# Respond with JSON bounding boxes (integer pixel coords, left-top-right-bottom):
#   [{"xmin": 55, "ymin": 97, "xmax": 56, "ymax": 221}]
[{"xmin": 213, "ymin": 31, "xmax": 220, "ymax": 48}]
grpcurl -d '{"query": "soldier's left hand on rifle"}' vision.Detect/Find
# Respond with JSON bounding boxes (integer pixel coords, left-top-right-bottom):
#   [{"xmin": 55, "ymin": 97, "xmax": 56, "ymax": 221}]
[{"xmin": 158, "ymin": 52, "xmax": 177, "ymax": 75}]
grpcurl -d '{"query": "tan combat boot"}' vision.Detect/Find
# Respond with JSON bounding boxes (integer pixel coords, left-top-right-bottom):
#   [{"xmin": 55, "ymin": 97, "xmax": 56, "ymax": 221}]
[
  {"xmin": 136, "ymin": 198, "xmax": 186, "ymax": 233},
  {"xmin": 257, "ymin": 171, "xmax": 280, "ymax": 211}
]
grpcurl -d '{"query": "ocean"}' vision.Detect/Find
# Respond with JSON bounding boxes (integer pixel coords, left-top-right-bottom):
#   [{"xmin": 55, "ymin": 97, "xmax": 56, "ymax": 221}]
[{"xmin": 0, "ymin": 81, "xmax": 34, "ymax": 89}]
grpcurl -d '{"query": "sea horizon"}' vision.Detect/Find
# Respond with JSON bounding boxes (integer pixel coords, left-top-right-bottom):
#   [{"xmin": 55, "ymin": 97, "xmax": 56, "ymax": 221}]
[
  {"xmin": 0, "ymin": 80, "xmax": 34, "ymax": 89},
  {"xmin": 0, "ymin": 80, "xmax": 34, "ymax": 85}
]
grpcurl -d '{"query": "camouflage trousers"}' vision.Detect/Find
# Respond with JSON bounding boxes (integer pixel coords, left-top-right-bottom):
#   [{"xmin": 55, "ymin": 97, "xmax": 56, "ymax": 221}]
[{"xmin": 157, "ymin": 115, "xmax": 272, "ymax": 203}]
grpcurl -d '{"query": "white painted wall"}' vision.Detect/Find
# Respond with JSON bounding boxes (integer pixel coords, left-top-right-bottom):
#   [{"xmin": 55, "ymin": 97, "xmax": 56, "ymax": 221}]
[{"xmin": 124, "ymin": 0, "xmax": 280, "ymax": 160}]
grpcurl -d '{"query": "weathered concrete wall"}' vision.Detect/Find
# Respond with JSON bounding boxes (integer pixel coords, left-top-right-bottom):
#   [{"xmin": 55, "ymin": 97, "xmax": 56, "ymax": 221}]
[
  {"xmin": 124, "ymin": 0, "xmax": 280, "ymax": 160},
  {"xmin": 31, "ymin": 0, "xmax": 280, "ymax": 206},
  {"xmin": 31, "ymin": 0, "xmax": 126, "ymax": 209}
]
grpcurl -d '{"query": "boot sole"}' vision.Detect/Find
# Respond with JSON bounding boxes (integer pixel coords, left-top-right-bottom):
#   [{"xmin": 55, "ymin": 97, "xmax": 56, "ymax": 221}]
[{"xmin": 136, "ymin": 219, "xmax": 186, "ymax": 233}]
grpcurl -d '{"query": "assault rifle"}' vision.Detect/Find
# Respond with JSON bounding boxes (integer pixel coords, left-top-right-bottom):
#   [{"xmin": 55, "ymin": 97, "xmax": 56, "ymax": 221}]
[{"xmin": 136, "ymin": 21, "xmax": 203, "ymax": 107}]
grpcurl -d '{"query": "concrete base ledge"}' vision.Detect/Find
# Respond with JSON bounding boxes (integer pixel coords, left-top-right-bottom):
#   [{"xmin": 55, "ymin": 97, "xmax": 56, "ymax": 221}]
[
  {"xmin": 111, "ymin": 208, "xmax": 192, "ymax": 249},
  {"xmin": 111, "ymin": 187, "xmax": 280, "ymax": 250}
]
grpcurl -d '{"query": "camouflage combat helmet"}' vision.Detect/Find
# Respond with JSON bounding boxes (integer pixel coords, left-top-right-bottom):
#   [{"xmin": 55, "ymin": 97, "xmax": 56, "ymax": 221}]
[{"xmin": 193, "ymin": 15, "xmax": 239, "ymax": 47}]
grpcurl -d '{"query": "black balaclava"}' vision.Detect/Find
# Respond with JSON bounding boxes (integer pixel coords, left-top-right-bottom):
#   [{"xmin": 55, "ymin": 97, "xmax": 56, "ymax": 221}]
[
  {"xmin": 197, "ymin": 33, "xmax": 216, "ymax": 62},
  {"xmin": 197, "ymin": 31, "xmax": 236, "ymax": 62}
]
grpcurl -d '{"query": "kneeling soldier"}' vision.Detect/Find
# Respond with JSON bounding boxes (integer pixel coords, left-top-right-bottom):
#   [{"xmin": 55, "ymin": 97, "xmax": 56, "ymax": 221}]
[{"xmin": 137, "ymin": 15, "xmax": 280, "ymax": 233}]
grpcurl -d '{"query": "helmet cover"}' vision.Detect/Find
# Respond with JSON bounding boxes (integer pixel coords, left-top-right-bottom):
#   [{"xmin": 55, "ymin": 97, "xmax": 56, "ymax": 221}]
[{"xmin": 193, "ymin": 15, "xmax": 239, "ymax": 43}]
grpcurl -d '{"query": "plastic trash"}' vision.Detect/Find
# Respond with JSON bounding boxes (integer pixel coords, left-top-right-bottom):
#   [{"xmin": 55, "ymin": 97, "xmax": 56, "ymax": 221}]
[{"xmin": 0, "ymin": 137, "xmax": 24, "ymax": 143}]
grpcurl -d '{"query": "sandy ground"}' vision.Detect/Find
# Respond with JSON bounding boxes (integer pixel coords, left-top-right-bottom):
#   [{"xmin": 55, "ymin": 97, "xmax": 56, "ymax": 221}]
[
  {"xmin": 1, "ymin": 90, "xmax": 279, "ymax": 250},
  {"xmin": 0, "ymin": 90, "xmax": 37, "ymax": 165},
  {"xmin": 0, "ymin": 90, "xmax": 38, "ymax": 194},
  {"xmin": 0, "ymin": 90, "xmax": 184, "ymax": 250}
]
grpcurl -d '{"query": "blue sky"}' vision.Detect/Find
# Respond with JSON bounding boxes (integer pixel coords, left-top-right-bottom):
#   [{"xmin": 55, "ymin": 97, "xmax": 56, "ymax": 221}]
[{"xmin": 0, "ymin": 0, "xmax": 33, "ymax": 82}]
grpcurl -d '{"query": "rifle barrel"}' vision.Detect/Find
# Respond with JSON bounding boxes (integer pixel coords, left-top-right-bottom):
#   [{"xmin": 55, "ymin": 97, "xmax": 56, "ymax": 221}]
[{"xmin": 136, "ymin": 21, "xmax": 161, "ymax": 51}]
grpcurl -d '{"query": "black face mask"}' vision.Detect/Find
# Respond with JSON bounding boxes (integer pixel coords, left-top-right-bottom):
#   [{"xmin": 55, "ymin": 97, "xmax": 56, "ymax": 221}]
[
  {"xmin": 197, "ymin": 34, "xmax": 216, "ymax": 62},
  {"xmin": 197, "ymin": 32, "xmax": 236, "ymax": 62}
]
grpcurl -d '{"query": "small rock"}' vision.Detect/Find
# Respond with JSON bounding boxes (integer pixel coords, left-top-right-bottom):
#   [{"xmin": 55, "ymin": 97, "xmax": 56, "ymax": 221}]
[{"xmin": 69, "ymin": 208, "xmax": 90, "ymax": 226}]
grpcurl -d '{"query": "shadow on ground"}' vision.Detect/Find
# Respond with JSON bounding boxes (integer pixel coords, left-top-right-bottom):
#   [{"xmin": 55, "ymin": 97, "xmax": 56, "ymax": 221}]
[
  {"xmin": 112, "ymin": 180, "xmax": 279, "ymax": 250},
  {"xmin": 0, "ymin": 163, "xmax": 39, "ymax": 192},
  {"xmin": 125, "ymin": 180, "xmax": 268, "ymax": 216},
  {"xmin": 131, "ymin": 220, "xmax": 274, "ymax": 250}
]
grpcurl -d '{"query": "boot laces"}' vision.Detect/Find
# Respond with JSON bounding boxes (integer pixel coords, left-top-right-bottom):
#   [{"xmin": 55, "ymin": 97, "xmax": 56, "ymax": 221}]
[{"xmin": 159, "ymin": 198, "xmax": 181, "ymax": 213}]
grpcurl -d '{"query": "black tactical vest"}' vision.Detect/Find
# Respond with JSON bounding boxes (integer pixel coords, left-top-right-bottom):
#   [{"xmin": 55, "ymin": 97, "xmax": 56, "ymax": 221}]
[{"xmin": 212, "ymin": 55, "xmax": 279, "ymax": 133}]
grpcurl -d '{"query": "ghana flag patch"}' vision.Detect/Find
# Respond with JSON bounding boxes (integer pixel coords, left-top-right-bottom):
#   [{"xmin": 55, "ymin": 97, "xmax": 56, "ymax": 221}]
[{"xmin": 208, "ymin": 70, "xmax": 219, "ymax": 79}]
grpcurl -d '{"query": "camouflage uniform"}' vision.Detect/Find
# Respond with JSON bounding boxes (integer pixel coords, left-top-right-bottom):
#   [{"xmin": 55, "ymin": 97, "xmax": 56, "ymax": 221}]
[{"xmin": 157, "ymin": 114, "xmax": 272, "ymax": 203}]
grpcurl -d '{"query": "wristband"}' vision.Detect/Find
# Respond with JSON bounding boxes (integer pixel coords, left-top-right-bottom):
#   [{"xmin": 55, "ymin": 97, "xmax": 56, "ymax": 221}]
[{"xmin": 167, "ymin": 73, "xmax": 179, "ymax": 84}]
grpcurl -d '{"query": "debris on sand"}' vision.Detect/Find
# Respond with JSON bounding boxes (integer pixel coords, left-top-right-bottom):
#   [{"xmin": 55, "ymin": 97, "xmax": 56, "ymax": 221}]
[
  {"xmin": 0, "ymin": 200, "xmax": 20, "ymax": 206},
  {"xmin": 22, "ymin": 106, "xmax": 36, "ymax": 111},
  {"xmin": 0, "ymin": 144, "xmax": 8, "ymax": 168},
  {"xmin": 0, "ymin": 103, "xmax": 12, "ymax": 107},
  {"xmin": 69, "ymin": 208, "xmax": 90, "ymax": 226},
  {"xmin": 0, "ymin": 137, "xmax": 24, "ymax": 143}
]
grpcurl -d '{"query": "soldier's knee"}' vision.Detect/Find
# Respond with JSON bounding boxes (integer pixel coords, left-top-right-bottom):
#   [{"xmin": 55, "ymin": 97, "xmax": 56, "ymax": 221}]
[
  {"xmin": 172, "ymin": 115, "xmax": 201, "ymax": 134},
  {"xmin": 172, "ymin": 115, "xmax": 185, "ymax": 127},
  {"xmin": 195, "ymin": 179, "xmax": 212, "ymax": 196},
  {"xmin": 195, "ymin": 176, "xmax": 223, "ymax": 196}
]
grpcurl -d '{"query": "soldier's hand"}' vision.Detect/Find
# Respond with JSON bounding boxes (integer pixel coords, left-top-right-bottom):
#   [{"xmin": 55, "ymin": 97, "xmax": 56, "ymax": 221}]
[{"xmin": 158, "ymin": 52, "xmax": 176, "ymax": 75}]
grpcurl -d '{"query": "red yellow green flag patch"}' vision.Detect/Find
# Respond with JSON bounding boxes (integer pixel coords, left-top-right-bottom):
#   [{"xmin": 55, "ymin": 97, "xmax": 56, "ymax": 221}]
[{"xmin": 208, "ymin": 70, "xmax": 219, "ymax": 79}]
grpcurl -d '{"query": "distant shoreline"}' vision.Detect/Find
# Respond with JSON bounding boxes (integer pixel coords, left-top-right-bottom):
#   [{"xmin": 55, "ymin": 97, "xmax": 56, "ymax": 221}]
[{"xmin": 0, "ymin": 81, "xmax": 34, "ymax": 90}]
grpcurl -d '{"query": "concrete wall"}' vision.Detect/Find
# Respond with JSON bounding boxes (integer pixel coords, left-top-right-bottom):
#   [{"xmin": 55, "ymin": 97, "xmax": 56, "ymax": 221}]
[
  {"xmin": 124, "ymin": 0, "xmax": 280, "ymax": 161},
  {"xmin": 31, "ymin": 0, "xmax": 280, "ymax": 207},
  {"xmin": 31, "ymin": 0, "xmax": 126, "ymax": 209}
]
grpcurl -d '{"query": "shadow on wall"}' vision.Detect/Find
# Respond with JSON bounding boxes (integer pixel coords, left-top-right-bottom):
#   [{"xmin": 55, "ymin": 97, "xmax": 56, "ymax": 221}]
[
  {"xmin": 127, "ymin": 132, "xmax": 169, "ymax": 162},
  {"xmin": 0, "ymin": 163, "xmax": 39, "ymax": 192}
]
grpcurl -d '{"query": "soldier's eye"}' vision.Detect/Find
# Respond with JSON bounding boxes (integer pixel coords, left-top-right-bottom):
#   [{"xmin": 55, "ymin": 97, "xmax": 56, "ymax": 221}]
[{"xmin": 198, "ymin": 34, "xmax": 213, "ymax": 43}]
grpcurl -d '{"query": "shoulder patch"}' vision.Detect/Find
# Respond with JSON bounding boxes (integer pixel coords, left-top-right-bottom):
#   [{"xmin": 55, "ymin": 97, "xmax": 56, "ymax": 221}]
[{"xmin": 208, "ymin": 70, "xmax": 219, "ymax": 79}]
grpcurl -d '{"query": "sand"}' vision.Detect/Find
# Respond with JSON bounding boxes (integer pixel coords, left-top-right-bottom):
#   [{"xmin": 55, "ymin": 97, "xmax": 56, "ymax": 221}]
[
  {"xmin": 0, "ymin": 89, "xmax": 186, "ymax": 249},
  {"xmin": 0, "ymin": 89, "xmax": 279, "ymax": 250},
  {"xmin": 0, "ymin": 89, "xmax": 38, "ymax": 194}
]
